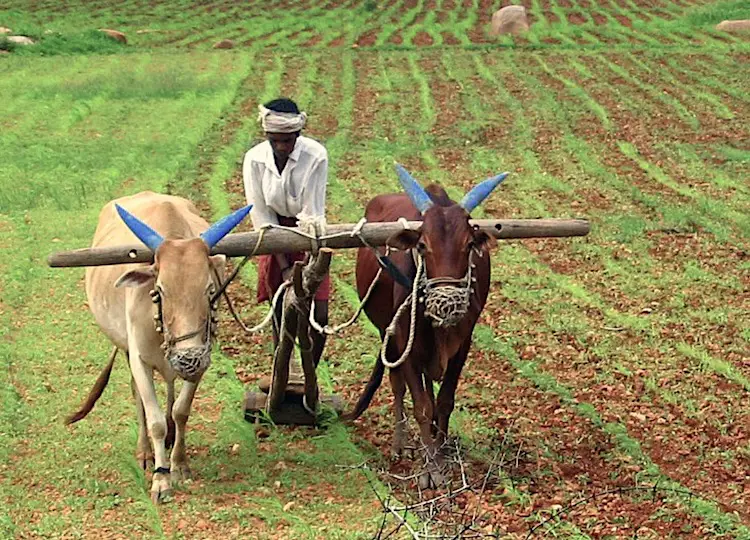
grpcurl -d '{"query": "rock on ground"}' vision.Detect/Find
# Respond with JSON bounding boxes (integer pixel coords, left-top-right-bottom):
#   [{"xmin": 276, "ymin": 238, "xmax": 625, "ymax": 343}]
[
  {"xmin": 7, "ymin": 35, "xmax": 35, "ymax": 45},
  {"xmin": 99, "ymin": 28, "xmax": 127, "ymax": 44},
  {"xmin": 716, "ymin": 20, "xmax": 750, "ymax": 33},
  {"xmin": 491, "ymin": 6, "xmax": 530, "ymax": 36}
]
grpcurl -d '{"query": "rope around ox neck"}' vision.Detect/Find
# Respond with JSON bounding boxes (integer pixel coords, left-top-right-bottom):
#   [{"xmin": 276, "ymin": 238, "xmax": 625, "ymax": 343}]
[
  {"xmin": 379, "ymin": 254, "xmax": 424, "ymax": 369},
  {"xmin": 378, "ymin": 248, "xmax": 477, "ymax": 369}
]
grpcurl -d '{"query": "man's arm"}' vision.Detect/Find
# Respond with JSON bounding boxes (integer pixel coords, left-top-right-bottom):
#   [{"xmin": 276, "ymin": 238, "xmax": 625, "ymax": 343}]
[
  {"xmin": 243, "ymin": 154, "xmax": 279, "ymax": 230},
  {"xmin": 300, "ymin": 155, "xmax": 328, "ymax": 220},
  {"xmin": 243, "ymin": 153, "xmax": 291, "ymax": 279}
]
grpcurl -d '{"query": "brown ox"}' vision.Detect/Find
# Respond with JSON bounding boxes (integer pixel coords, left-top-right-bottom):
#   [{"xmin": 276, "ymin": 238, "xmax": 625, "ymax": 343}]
[
  {"xmin": 65, "ymin": 191, "xmax": 251, "ymax": 503},
  {"xmin": 344, "ymin": 165, "xmax": 507, "ymax": 488}
]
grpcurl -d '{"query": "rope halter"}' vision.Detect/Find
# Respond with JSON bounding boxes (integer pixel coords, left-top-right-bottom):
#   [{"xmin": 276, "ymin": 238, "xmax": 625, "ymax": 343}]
[
  {"xmin": 420, "ymin": 248, "xmax": 478, "ymax": 328},
  {"xmin": 149, "ymin": 283, "xmax": 219, "ymax": 382},
  {"xmin": 381, "ymin": 246, "xmax": 479, "ymax": 369}
]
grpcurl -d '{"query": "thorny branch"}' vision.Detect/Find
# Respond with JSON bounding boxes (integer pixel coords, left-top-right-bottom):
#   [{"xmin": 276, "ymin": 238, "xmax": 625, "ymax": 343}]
[
  {"xmin": 340, "ymin": 420, "xmax": 516, "ymax": 539},
  {"xmin": 339, "ymin": 417, "xmax": 724, "ymax": 539}
]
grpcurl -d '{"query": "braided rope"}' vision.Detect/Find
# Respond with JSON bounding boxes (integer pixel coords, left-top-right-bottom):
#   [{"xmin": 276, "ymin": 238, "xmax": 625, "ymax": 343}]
[
  {"xmin": 378, "ymin": 248, "xmax": 476, "ymax": 369},
  {"xmin": 380, "ymin": 254, "xmax": 424, "ymax": 369},
  {"xmin": 308, "ymin": 219, "xmax": 389, "ymax": 336}
]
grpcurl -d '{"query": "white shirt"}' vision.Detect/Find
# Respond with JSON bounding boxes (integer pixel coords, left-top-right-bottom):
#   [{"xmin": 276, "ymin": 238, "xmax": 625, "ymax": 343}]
[{"xmin": 242, "ymin": 135, "xmax": 328, "ymax": 230}]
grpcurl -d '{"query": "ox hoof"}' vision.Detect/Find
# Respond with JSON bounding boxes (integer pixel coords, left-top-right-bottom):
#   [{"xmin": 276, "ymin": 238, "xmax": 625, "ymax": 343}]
[
  {"xmin": 151, "ymin": 487, "xmax": 173, "ymax": 504},
  {"xmin": 151, "ymin": 470, "xmax": 172, "ymax": 504},
  {"xmin": 390, "ymin": 440, "xmax": 405, "ymax": 460},
  {"xmin": 171, "ymin": 465, "xmax": 193, "ymax": 484},
  {"xmin": 418, "ymin": 463, "xmax": 446, "ymax": 490}
]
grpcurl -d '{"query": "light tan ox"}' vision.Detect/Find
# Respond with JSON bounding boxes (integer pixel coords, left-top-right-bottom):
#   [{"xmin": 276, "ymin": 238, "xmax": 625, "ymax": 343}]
[{"xmin": 66, "ymin": 191, "xmax": 251, "ymax": 503}]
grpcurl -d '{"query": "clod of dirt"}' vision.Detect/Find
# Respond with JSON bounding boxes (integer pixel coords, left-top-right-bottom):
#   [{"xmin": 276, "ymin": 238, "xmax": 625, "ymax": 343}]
[{"xmin": 213, "ymin": 39, "xmax": 235, "ymax": 50}]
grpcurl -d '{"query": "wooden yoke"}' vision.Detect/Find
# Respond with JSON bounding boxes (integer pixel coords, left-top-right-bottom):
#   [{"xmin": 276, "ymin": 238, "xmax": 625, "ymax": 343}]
[{"xmin": 266, "ymin": 248, "xmax": 333, "ymax": 417}]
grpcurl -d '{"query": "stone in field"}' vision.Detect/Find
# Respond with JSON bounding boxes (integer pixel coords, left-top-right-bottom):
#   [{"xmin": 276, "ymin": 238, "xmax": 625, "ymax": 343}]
[
  {"xmin": 0, "ymin": 27, "xmax": 12, "ymax": 34},
  {"xmin": 7, "ymin": 36, "xmax": 34, "ymax": 45},
  {"xmin": 490, "ymin": 6, "xmax": 530, "ymax": 36},
  {"xmin": 716, "ymin": 20, "xmax": 750, "ymax": 33},
  {"xmin": 99, "ymin": 28, "xmax": 127, "ymax": 44}
]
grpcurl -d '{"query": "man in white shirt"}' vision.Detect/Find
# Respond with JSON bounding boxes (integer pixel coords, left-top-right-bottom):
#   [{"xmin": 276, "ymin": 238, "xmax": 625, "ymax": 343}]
[{"xmin": 242, "ymin": 98, "xmax": 330, "ymax": 368}]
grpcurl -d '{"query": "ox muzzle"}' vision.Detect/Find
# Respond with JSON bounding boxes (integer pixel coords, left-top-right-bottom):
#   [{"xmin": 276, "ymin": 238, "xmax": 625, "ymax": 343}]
[{"xmin": 418, "ymin": 247, "xmax": 478, "ymax": 328}]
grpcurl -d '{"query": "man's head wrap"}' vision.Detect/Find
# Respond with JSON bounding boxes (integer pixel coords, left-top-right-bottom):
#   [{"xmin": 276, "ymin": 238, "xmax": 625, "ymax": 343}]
[{"xmin": 258, "ymin": 104, "xmax": 307, "ymax": 133}]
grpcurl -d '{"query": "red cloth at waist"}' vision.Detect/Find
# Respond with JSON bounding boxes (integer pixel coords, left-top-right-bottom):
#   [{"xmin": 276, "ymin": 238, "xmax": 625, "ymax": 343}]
[{"xmin": 256, "ymin": 215, "xmax": 331, "ymax": 303}]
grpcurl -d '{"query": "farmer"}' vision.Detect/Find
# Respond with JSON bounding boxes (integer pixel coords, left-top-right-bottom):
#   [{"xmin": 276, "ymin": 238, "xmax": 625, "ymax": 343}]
[{"xmin": 242, "ymin": 97, "xmax": 330, "ymax": 368}]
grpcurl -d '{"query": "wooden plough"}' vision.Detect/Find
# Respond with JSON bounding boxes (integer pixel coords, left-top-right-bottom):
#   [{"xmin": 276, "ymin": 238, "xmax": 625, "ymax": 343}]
[{"xmin": 48, "ymin": 217, "xmax": 590, "ymax": 426}]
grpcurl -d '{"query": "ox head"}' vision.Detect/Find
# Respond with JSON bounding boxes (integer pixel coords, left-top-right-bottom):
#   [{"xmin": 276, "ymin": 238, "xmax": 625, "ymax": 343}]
[
  {"xmin": 112, "ymin": 203, "xmax": 252, "ymax": 382},
  {"xmin": 387, "ymin": 164, "xmax": 508, "ymax": 280}
]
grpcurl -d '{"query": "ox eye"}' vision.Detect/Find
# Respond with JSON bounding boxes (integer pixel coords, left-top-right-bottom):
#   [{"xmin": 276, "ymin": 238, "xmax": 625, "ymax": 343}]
[{"xmin": 417, "ymin": 241, "xmax": 427, "ymax": 252}]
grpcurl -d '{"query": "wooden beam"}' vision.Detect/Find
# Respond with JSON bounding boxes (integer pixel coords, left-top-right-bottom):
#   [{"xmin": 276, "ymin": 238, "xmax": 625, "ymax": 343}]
[{"xmin": 47, "ymin": 218, "xmax": 590, "ymax": 268}]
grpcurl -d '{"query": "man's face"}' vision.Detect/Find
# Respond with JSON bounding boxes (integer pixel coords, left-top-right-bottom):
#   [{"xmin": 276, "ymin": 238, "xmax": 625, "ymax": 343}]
[{"xmin": 267, "ymin": 132, "xmax": 298, "ymax": 161}]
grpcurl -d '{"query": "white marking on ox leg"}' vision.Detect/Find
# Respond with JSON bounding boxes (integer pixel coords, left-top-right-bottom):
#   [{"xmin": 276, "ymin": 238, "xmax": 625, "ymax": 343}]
[
  {"xmin": 171, "ymin": 379, "xmax": 199, "ymax": 484},
  {"xmin": 128, "ymin": 340, "xmax": 171, "ymax": 503}
]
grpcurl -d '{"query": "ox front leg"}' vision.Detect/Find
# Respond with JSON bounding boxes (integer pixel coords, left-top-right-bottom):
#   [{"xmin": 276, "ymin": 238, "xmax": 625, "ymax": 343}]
[
  {"xmin": 404, "ymin": 366, "xmax": 445, "ymax": 490},
  {"xmin": 389, "ymin": 368, "xmax": 408, "ymax": 459},
  {"xmin": 128, "ymin": 348, "xmax": 171, "ymax": 503},
  {"xmin": 170, "ymin": 379, "xmax": 199, "ymax": 484},
  {"xmin": 131, "ymin": 373, "xmax": 154, "ymax": 470},
  {"xmin": 166, "ymin": 379, "xmax": 176, "ymax": 450},
  {"xmin": 434, "ymin": 340, "xmax": 470, "ymax": 452}
]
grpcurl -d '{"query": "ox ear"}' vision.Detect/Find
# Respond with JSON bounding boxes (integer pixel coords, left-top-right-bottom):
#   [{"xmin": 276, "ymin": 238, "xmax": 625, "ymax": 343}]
[
  {"xmin": 386, "ymin": 229, "xmax": 422, "ymax": 251},
  {"xmin": 115, "ymin": 266, "xmax": 157, "ymax": 288},
  {"xmin": 208, "ymin": 254, "xmax": 226, "ymax": 277},
  {"xmin": 472, "ymin": 227, "xmax": 497, "ymax": 251}
]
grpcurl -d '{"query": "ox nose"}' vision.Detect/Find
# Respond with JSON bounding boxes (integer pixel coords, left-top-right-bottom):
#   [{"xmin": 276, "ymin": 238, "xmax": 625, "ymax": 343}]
[{"xmin": 168, "ymin": 345, "xmax": 211, "ymax": 382}]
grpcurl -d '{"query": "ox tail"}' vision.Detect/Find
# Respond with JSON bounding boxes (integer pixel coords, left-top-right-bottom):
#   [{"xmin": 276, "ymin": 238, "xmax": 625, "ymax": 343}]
[
  {"xmin": 341, "ymin": 354, "xmax": 385, "ymax": 422},
  {"xmin": 64, "ymin": 346, "xmax": 118, "ymax": 425}
]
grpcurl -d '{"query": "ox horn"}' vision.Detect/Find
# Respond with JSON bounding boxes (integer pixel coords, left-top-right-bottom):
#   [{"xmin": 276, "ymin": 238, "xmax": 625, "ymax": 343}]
[
  {"xmin": 459, "ymin": 172, "xmax": 510, "ymax": 213},
  {"xmin": 115, "ymin": 204, "xmax": 164, "ymax": 251},
  {"xmin": 395, "ymin": 164, "xmax": 434, "ymax": 214},
  {"xmin": 200, "ymin": 204, "xmax": 253, "ymax": 249}
]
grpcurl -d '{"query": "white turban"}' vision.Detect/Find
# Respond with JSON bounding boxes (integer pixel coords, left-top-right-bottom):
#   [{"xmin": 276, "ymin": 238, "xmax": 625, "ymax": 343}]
[{"xmin": 258, "ymin": 105, "xmax": 307, "ymax": 133}]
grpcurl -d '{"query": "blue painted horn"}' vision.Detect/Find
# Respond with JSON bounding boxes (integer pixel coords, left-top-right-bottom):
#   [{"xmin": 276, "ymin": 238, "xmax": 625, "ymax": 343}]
[
  {"xmin": 200, "ymin": 204, "xmax": 253, "ymax": 248},
  {"xmin": 115, "ymin": 203, "xmax": 252, "ymax": 251},
  {"xmin": 115, "ymin": 204, "xmax": 164, "ymax": 251},
  {"xmin": 458, "ymin": 172, "xmax": 509, "ymax": 213},
  {"xmin": 395, "ymin": 164, "xmax": 433, "ymax": 214}
]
